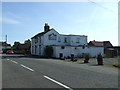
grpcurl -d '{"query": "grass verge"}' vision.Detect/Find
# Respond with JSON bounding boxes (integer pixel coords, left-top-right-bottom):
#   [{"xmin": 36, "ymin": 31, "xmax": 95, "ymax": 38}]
[{"xmin": 113, "ymin": 57, "xmax": 120, "ymax": 68}]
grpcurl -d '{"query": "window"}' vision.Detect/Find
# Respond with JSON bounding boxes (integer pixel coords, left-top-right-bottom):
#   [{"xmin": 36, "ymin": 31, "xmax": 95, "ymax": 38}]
[
  {"xmin": 32, "ymin": 46, "xmax": 34, "ymax": 53},
  {"xmin": 58, "ymin": 37, "xmax": 61, "ymax": 42},
  {"xmin": 39, "ymin": 45, "xmax": 41, "ymax": 54},
  {"xmin": 39, "ymin": 37, "xmax": 41, "ymax": 43},
  {"xmin": 64, "ymin": 37, "xmax": 67, "ymax": 43},
  {"xmin": 82, "ymin": 44, "xmax": 85, "ymax": 49},
  {"xmin": 75, "ymin": 47, "xmax": 77, "ymax": 50},
  {"xmin": 76, "ymin": 38, "xmax": 80, "ymax": 43},
  {"xmin": 61, "ymin": 46, "xmax": 65, "ymax": 49},
  {"xmin": 49, "ymin": 33, "xmax": 57, "ymax": 40},
  {"xmin": 35, "ymin": 37, "xmax": 38, "ymax": 43},
  {"xmin": 35, "ymin": 45, "xmax": 37, "ymax": 54}
]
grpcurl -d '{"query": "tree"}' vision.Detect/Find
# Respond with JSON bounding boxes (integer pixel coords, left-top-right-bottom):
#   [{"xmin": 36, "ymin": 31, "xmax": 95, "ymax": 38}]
[
  {"xmin": 24, "ymin": 39, "xmax": 31, "ymax": 44},
  {"xmin": 44, "ymin": 45, "xmax": 53, "ymax": 58},
  {"xmin": 24, "ymin": 39, "xmax": 31, "ymax": 54},
  {"xmin": 12, "ymin": 40, "xmax": 31, "ymax": 54},
  {"xmin": 12, "ymin": 41, "xmax": 21, "ymax": 51}
]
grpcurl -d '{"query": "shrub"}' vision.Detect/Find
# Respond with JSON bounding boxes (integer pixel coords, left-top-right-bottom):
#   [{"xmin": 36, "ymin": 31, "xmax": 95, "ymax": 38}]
[
  {"xmin": 84, "ymin": 53, "xmax": 89, "ymax": 63},
  {"xmin": 73, "ymin": 58, "xmax": 77, "ymax": 62},
  {"xmin": 97, "ymin": 53, "xmax": 103, "ymax": 65}
]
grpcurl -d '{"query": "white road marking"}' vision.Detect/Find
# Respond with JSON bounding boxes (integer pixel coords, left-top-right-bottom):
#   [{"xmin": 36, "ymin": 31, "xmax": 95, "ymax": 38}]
[
  {"xmin": 20, "ymin": 64, "xmax": 34, "ymax": 72},
  {"xmin": 7, "ymin": 59, "xmax": 10, "ymax": 60},
  {"xmin": 11, "ymin": 60, "xmax": 18, "ymax": 64},
  {"xmin": 44, "ymin": 75, "xmax": 73, "ymax": 90}
]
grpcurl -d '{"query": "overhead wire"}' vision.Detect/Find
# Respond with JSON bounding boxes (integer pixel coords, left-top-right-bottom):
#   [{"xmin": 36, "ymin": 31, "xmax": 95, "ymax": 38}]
[{"xmin": 87, "ymin": 0, "xmax": 117, "ymax": 14}]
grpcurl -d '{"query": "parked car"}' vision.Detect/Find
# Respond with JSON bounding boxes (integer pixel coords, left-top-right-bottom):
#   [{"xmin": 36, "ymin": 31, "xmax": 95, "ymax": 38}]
[
  {"xmin": 0, "ymin": 50, "xmax": 3, "ymax": 54},
  {"xmin": 6, "ymin": 50, "xmax": 15, "ymax": 54}
]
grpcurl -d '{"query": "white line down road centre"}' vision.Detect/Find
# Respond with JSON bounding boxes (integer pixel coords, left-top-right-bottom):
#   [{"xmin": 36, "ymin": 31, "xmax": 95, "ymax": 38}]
[
  {"xmin": 20, "ymin": 64, "xmax": 34, "ymax": 72},
  {"xmin": 44, "ymin": 75, "xmax": 73, "ymax": 90},
  {"xmin": 11, "ymin": 60, "xmax": 18, "ymax": 64}
]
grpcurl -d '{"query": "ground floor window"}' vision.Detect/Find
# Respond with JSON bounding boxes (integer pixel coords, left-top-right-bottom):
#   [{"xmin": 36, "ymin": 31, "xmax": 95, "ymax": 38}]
[
  {"xmin": 35, "ymin": 45, "xmax": 37, "ymax": 54},
  {"xmin": 32, "ymin": 46, "xmax": 34, "ymax": 54},
  {"xmin": 39, "ymin": 45, "xmax": 41, "ymax": 55}
]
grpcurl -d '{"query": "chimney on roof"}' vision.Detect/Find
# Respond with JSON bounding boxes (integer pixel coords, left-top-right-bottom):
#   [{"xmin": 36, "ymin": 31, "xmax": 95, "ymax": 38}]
[{"xmin": 44, "ymin": 23, "xmax": 50, "ymax": 32}]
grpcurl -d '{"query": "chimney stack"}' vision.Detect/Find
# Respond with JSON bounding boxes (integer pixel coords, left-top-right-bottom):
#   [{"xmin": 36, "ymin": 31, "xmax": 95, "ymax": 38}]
[{"xmin": 44, "ymin": 23, "xmax": 50, "ymax": 32}]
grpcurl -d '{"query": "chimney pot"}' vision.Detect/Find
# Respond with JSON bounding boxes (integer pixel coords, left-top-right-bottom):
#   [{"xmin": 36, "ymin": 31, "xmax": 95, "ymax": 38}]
[{"xmin": 44, "ymin": 23, "xmax": 50, "ymax": 32}]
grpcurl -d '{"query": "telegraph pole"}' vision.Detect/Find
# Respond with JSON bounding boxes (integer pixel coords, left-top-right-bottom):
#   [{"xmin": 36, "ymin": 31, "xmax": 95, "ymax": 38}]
[
  {"xmin": 5, "ymin": 35, "xmax": 7, "ymax": 43},
  {"xmin": 5, "ymin": 35, "xmax": 7, "ymax": 53}
]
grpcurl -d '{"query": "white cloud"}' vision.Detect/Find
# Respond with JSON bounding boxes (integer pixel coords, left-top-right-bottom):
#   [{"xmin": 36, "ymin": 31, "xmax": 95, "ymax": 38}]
[
  {"xmin": 0, "ymin": 17, "xmax": 21, "ymax": 24},
  {"xmin": 5, "ymin": 12, "xmax": 23, "ymax": 19}
]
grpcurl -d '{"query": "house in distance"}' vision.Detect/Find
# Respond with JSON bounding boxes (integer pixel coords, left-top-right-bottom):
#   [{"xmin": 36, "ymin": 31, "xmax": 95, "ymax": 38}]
[
  {"xmin": 31, "ymin": 23, "xmax": 104, "ymax": 58},
  {"xmin": 0, "ymin": 42, "xmax": 11, "ymax": 53},
  {"xmin": 88, "ymin": 40, "xmax": 113, "ymax": 57}
]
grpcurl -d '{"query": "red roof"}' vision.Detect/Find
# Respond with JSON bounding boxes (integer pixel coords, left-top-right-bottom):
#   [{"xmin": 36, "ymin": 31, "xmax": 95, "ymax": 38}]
[
  {"xmin": 88, "ymin": 41, "xmax": 112, "ymax": 47},
  {"xmin": 0, "ymin": 42, "xmax": 11, "ymax": 46}
]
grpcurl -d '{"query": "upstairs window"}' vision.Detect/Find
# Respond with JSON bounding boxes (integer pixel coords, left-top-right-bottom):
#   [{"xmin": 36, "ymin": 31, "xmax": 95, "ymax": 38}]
[
  {"xmin": 58, "ymin": 37, "xmax": 61, "ymax": 42},
  {"xmin": 64, "ymin": 37, "xmax": 67, "ymax": 43},
  {"xmin": 76, "ymin": 38, "xmax": 80, "ymax": 43},
  {"xmin": 39, "ymin": 37, "xmax": 41, "ymax": 43},
  {"xmin": 49, "ymin": 33, "xmax": 57, "ymax": 40},
  {"xmin": 35, "ymin": 37, "xmax": 38, "ymax": 43}
]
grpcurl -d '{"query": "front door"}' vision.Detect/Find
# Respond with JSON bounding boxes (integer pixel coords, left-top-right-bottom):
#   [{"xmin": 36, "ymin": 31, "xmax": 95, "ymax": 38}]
[{"xmin": 59, "ymin": 53, "xmax": 63, "ymax": 58}]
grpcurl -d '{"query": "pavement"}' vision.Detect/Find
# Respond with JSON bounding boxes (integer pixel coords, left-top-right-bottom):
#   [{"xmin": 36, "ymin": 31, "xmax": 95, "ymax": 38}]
[{"xmin": 1, "ymin": 54, "xmax": 119, "ymax": 89}]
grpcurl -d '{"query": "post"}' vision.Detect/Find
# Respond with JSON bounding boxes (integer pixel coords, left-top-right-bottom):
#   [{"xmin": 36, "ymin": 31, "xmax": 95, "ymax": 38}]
[
  {"xmin": 5, "ymin": 35, "xmax": 7, "ymax": 44},
  {"xmin": 5, "ymin": 35, "xmax": 7, "ymax": 53}
]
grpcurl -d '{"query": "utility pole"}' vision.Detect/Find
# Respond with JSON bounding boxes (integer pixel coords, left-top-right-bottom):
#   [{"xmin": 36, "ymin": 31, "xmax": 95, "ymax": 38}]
[
  {"xmin": 5, "ymin": 35, "xmax": 7, "ymax": 53},
  {"xmin": 5, "ymin": 35, "xmax": 7, "ymax": 43}
]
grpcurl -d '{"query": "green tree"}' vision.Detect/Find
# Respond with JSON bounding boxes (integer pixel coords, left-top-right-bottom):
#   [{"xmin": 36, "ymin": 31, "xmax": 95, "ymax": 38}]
[
  {"xmin": 44, "ymin": 45, "xmax": 53, "ymax": 57},
  {"xmin": 12, "ymin": 41, "xmax": 21, "ymax": 51},
  {"xmin": 24, "ymin": 39, "xmax": 31, "ymax": 44},
  {"xmin": 24, "ymin": 39, "xmax": 31, "ymax": 54}
]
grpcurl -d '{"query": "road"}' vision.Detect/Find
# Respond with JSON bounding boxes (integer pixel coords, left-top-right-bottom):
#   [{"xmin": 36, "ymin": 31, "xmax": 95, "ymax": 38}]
[{"xmin": 2, "ymin": 54, "xmax": 119, "ymax": 89}]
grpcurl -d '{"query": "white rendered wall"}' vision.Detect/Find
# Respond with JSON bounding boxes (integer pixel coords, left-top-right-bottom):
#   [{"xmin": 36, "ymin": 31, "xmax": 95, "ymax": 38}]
[
  {"xmin": 53, "ymin": 46, "xmax": 104, "ymax": 58},
  {"xmin": 69, "ymin": 35, "xmax": 87, "ymax": 46},
  {"xmin": 43, "ymin": 30, "xmax": 87, "ymax": 46},
  {"xmin": 31, "ymin": 29, "xmax": 103, "ymax": 57}
]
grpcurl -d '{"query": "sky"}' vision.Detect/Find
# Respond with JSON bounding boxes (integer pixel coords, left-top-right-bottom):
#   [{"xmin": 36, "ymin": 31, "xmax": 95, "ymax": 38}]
[{"xmin": 1, "ymin": 1, "xmax": 118, "ymax": 46}]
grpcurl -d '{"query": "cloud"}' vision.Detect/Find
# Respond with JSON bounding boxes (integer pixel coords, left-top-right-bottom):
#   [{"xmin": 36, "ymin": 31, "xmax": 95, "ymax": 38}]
[
  {"xmin": 6, "ymin": 12, "xmax": 23, "ymax": 19},
  {"xmin": 0, "ymin": 17, "xmax": 21, "ymax": 24}
]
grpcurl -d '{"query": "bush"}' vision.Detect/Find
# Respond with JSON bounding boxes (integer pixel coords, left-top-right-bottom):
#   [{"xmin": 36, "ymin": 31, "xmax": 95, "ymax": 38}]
[
  {"xmin": 84, "ymin": 54, "xmax": 89, "ymax": 63},
  {"xmin": 60, "ymin": 57, "xmax": 66, "ymax": 60},
  {"xmin": 73, "ymin": 58, "xmax": 77, "ymax": 62},
  {"xmin": 97, "ymin": 53, "xmax": 103, "ymax": 65},
  {"xmin": 44, "ymin": 45, "xmax": 53, "ymax": 58}
]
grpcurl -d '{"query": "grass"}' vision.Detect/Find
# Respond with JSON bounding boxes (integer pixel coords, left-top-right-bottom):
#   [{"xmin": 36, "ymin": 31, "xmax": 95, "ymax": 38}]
[
  {"xmin": 113, "ymin": 57, "xmax": 120, "ymax": 68},
  {"xmin": 64, "ymin": 57, "xmax": 120, "ymax": 68},
  {"xmin": 112, "ymin": 57, "xmax": 120, "ymax": 68},
  {"xmin": 113, "ymin": 62, "xmax": 120, "ymax": 68}
]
